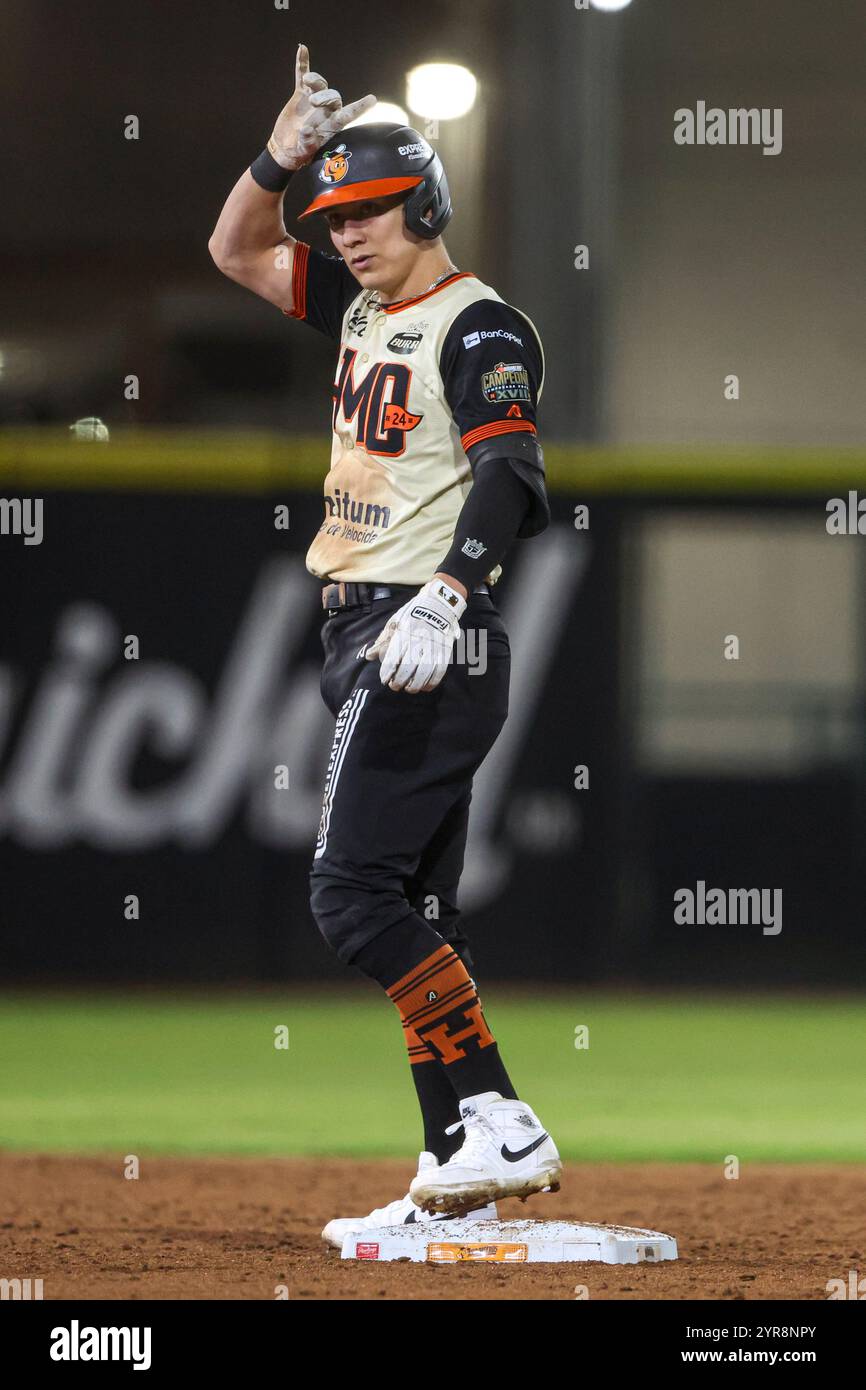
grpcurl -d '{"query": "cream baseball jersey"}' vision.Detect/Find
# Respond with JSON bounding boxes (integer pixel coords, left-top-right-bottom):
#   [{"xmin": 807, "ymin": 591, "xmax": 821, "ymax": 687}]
[{"xmin": 284, "ymin": 242, "xmax": 550, "ymax": 586}]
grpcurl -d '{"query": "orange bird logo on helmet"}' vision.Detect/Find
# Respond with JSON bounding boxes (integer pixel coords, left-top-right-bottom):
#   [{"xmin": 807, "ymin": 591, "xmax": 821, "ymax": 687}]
[{"xmin": 319, "ymin": 144, "xmax": 352, "ymax": 185}]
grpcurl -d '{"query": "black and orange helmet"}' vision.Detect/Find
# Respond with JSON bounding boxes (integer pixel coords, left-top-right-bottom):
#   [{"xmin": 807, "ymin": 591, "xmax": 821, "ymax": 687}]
[{"xmin": 298, "ymin": 123, "xmax": 452, "ymax": 240}]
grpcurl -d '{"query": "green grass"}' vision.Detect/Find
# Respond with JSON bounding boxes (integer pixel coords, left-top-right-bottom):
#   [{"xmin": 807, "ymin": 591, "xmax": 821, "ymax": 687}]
[{"xmin": 1, "ymin": 990, "xmax": 864, "ymax": 1161}]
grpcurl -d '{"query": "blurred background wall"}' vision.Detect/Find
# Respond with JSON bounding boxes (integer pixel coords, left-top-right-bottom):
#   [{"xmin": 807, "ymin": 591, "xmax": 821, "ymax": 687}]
[{"xmin": 1, "ymin": 0, "xmax": 864, "ymax": 985}]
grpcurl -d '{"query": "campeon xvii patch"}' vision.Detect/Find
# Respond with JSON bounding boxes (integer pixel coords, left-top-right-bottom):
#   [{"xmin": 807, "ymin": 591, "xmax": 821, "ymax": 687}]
[{"xmin": 481, "ymin": 362, "xmax": 531, "ymax": 404}]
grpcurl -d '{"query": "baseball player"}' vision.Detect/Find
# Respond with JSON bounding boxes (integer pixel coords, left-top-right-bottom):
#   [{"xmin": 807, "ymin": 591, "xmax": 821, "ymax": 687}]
[{"xmin": 209, "ymin": 45, "xmax": 561, "ymax": 1245}]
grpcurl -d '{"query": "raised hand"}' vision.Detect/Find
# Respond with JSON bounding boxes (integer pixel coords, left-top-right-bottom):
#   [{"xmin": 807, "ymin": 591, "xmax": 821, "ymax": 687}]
[{"xmin": 267, "ymin": 43, "xmax": 377, "ymax": 172}]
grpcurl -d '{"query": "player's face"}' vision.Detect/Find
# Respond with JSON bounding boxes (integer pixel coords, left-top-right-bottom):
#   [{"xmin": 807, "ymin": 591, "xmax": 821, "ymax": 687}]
[{"xmin": 325, "ymin": 193, "xmax": 425, "ymax": 293}]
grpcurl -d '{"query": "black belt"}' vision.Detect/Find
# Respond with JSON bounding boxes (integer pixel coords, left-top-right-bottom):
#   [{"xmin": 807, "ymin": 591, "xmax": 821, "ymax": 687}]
[{"xmin": 322, "ymin": 580, "xmax": 489, "ymax": 612}]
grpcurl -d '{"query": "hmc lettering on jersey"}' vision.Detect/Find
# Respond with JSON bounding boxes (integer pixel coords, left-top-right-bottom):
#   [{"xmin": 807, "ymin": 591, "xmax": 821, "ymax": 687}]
[{"xmin": 332, "ymin": 351, "xmax": 423, "ymax": 456}]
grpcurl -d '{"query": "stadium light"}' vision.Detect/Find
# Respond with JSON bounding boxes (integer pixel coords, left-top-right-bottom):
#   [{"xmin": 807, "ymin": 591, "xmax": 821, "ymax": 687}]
[
  {"xmin": 590, "ymin": 0, "xmax": 633, "ymax": 10},
  {"xmin": 406, "ymin": 64, "xmax": 478, "ymax": 121},
  {"xmin": 346, "ymin": 100, "xmax": 409, "ymax": 128}
]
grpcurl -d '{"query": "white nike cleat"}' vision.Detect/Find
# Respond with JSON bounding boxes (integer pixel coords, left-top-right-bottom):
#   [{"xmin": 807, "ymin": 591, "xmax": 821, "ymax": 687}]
[
  {"xmin": 321, "ymin": 1150, "xmax": 498, "ymax": 1248},
  {"xmin": 409, "ymin": 1091, "xmax": 562, "ymax": 1216}
]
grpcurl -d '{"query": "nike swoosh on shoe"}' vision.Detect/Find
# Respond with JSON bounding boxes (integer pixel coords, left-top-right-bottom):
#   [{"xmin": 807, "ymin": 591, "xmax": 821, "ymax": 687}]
[
  {"xmin": 404, "ymin": 1208, "xmax": 449, "ymax": 1224},
  {"xmin": 500, "ymin": 1133, "xmax": 549, "ymax": 1162}
]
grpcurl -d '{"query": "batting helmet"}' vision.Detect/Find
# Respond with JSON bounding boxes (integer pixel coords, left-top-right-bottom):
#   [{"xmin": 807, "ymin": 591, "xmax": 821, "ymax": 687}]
[{"xmin": 297, "ymin": 123, "xmax": 452, "ymax": 240}]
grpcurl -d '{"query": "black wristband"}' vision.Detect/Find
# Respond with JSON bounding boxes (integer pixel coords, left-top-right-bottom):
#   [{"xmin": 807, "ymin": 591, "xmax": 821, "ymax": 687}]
[{"xmin": 249, "ymin": 147, "xmax": 295, "ymax": 192}]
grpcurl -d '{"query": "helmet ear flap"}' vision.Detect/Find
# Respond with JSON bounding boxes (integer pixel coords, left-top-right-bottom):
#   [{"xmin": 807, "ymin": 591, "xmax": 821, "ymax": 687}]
[{"xmin": 403, "ymin": 161, "xmax": 452, "ymax": 240}]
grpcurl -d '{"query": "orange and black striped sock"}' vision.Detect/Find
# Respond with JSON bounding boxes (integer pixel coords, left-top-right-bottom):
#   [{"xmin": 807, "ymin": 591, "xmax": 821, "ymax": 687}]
[{"xmin": 354, "ymin": 919, "xmax": 518, "ymax": 1106}]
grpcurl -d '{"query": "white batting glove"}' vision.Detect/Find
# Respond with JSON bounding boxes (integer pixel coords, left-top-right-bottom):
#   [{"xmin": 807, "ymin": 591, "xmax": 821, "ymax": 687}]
[
  {"xmin": 267, "ymin": 44, "xmax": 377, "ymax": 172},
  {"xmin": 365, "ymin": 578, "xmax": 467, "ymax": 694}
]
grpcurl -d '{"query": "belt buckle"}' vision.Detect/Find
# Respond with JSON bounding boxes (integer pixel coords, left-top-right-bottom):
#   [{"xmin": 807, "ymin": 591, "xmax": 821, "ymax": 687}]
[{"xmin": 323, "ymin": 580, "xmax": 349, "ymax": 613}]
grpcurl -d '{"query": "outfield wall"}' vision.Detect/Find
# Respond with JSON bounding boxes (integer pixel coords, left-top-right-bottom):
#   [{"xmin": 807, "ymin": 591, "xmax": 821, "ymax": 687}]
[{"xmin": 1, "ymin": 433, "xmax": 863, "ymax": 985}]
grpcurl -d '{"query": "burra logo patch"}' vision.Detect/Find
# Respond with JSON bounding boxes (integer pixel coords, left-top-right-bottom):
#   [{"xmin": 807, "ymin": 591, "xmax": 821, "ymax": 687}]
[{"xmin": 387, "ymin": 330, "xmax": 423, "ymax": 355}]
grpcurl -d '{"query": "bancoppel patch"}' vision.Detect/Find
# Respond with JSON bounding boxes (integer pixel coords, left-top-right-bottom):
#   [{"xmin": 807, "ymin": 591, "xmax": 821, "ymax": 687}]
[
  {"xmin": 463, "ymin": 328, "xmax": 524, "ymax": 349},
  {"xmin": 481, "ymin": 361, "xmax": 531, "ymax": 404}
]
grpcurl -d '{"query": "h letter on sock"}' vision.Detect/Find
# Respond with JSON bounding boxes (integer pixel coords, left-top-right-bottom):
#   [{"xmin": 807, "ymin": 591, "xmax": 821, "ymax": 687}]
[{"xmin": 387, "ymin": 945, "xmax": 496, "ymax": 1066}]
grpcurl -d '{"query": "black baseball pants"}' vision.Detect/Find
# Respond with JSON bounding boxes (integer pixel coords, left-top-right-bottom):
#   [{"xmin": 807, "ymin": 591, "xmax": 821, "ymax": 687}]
[{"xmin": 309, "ymin": 587, "xmax": 510, "ymax": 968}]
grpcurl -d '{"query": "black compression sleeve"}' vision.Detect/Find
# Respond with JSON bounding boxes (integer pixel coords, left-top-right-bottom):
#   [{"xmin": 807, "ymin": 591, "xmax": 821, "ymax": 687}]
[{"xmin": 435, "ymin": 458, "xmax": 533, "ymax": 593}]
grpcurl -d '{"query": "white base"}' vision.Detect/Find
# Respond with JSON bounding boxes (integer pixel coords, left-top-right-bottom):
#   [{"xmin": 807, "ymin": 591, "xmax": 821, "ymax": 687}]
[{"xmin": 340, "ymin": 1218, "xmax": 678, "ymax": 1264}]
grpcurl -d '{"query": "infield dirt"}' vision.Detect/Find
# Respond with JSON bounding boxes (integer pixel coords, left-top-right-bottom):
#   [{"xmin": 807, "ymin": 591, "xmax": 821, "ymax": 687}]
[{"xmin": 1, "ymin": 1153, "xmax": 862, "ymax": 1300}]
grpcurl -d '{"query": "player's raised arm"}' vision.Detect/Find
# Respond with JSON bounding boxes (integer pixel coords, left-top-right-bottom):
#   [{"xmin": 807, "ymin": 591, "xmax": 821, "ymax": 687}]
[{"xmin": 207, "ymin": 43, "xmax": 375, "ymax": 312}]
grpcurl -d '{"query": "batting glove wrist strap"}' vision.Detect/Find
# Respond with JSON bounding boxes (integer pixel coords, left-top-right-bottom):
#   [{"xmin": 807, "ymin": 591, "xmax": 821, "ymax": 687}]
[
  {"xmin": 426, "ymin": 577, "xmax": 468, "ymax": 621},
  {"xmin": 250, "ymin": 147, "xmax": 296, "ymax": 191}
]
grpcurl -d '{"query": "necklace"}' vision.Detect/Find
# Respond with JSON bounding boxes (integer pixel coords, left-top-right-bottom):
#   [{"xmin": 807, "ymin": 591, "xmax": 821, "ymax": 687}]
[
  {"xmin": 424, "ymin": 265, "xmax": 458, "ymax": 292},
  {"xmin": 370, "ymin": 265, "xmax": 458, "ymax": 307}
]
